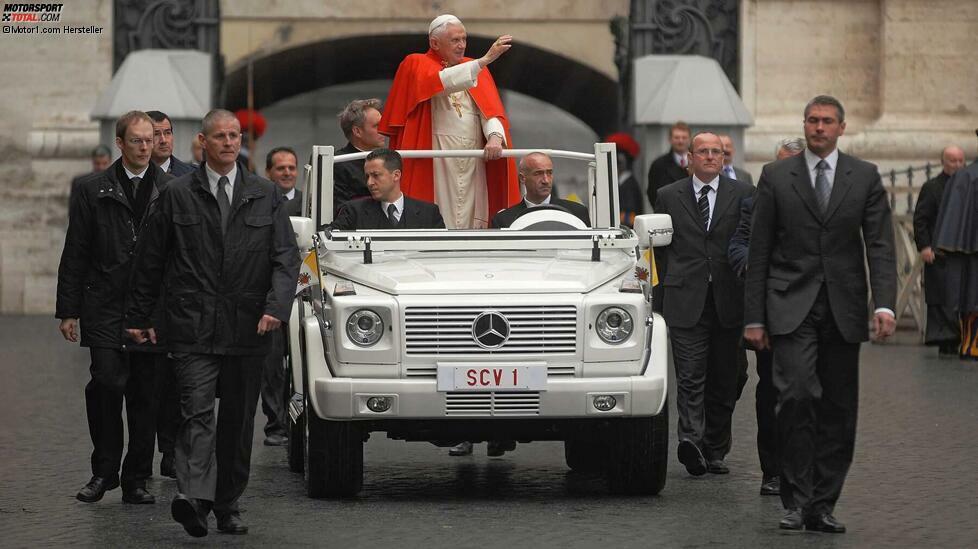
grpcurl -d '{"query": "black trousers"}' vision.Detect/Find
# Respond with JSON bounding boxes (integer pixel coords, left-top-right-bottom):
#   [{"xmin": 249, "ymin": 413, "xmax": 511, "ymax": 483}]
[
  {"xmin": 154, "ymin": 356, "xmax": 180, "ymax": 456},
  {"xmin": 85, "ymin": 348, "xmax": 159, "ymax": 488},
  {"xmin": 669, "ymin": 285, "xmax": 742, "ymax": 460},
  {"xmin": 771, "ymin": 288, "xmax": 860, "ymax": 515},
  {"xmin": 753, "ymin": 347, "xmax": 779, "ymax": 479},
  {"xmin": 171, "ymin": 352, "xmax": 262, "ymax": 515},
  {"xmin": 261, "ymin": 329, "xmax": 288, "ymax": 437},
  {"xmin": 924, "ymin": 304, "xmax": 959, "ymax": 349}
]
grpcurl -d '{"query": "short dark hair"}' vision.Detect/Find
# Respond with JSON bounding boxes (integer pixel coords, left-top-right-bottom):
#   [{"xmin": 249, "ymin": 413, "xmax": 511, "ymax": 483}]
[
  {"xmin": 265, "ymin": 146, "xmax": 297, "ymax": 170},
  {"xmin": 91, "ymin": 144, "xmax": 111, "ymax": 158},
  {"xmin": 145, "ymin": 110, "xmax": 171, "ymax": 125},
  {"xmin": 804, "ymin": 95, "xmax": 846, "ymax": 123},
  {"xmin": 365, "ymin": 148, "xmax": 402, "ymax": 172},
  {"xmin": 115, "ymin": 110, "xmax": 154, "ymax": 140}
]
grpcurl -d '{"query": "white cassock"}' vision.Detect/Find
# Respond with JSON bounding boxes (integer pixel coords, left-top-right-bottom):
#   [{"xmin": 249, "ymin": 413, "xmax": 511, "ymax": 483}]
[{"xmin": 431, "ymin": 60, "xmax": 507, "ymax": 229}]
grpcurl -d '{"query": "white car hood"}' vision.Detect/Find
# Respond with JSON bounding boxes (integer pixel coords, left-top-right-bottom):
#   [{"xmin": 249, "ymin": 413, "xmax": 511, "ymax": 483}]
[{"xmin": 324, "ymin": 249, "xmax": 634, "ymax": 294}]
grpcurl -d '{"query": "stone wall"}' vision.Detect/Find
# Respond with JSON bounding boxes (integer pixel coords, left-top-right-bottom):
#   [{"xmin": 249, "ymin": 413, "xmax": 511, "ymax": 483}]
[{"xmin": 0, "ymin": 0, "xmax": 112, "ymax": 313}]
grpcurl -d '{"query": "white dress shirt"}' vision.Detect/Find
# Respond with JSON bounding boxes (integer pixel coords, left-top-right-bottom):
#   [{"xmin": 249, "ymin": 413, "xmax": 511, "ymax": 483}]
[
  {"xmin": 524, "ymin": 194, "xmax": 552, "ymax": 208},
  {"xmin": 382, "ymin": 193, "xmax": 405, "ymax": 223},
  {"xmin": 205, "ymin": 162, "xmax": 237, "ymax": 199},
  {"xmin": 158, "ymin": 157, "xmax": 171, "ymax": 174},
  {"xmin": 284, "ymin": 188, "xmax": 296, "ymax": 201},
  {"xmin": 673, "ymin": 151, "xmax": 687, "ymax": 168},
  {"xmin": 123, "ymin": 164, "xmax": 149, "ymax": 182},
  {"xmin": 691, "ymin": 174, "xmax": 719, "ymax": 229},
  {"xmin": 804, "ymin": 147, "xmax": 838, "ymax": 189}
]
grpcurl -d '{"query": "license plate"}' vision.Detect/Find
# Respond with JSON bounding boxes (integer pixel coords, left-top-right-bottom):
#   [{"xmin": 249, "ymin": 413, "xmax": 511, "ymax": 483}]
[{"xmin": 437, "ymin": 364, "xmax": 547, "ymax": 392}]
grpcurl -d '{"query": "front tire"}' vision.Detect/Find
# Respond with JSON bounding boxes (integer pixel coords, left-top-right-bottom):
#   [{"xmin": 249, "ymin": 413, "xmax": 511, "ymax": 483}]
[
  {"xmin": 606, "ymin": 406, "xmax": 669, "ymax": 495},
  {"xmin": 304, "ymin": 400, "xmax": 364, "ymax": 498},
  {"xmin": 564, "ymin": 439, "xmax": 606, "ymax": 473}
]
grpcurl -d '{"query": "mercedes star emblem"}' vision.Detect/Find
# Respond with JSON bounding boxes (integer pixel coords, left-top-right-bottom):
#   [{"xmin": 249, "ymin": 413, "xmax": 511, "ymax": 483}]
[{"xmin": 471, "ymin": 311, "xmax": 511, "ymax": 349}]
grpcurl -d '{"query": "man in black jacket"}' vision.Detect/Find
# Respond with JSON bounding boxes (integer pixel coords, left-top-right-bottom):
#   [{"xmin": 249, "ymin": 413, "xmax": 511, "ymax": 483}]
[
  {"xmin": 646, "ymin": 121, "xmax": 691, "ymax": 209},
  {"xmin": 147, "ymin": 110, "xmax": 194, "ymax": 177},
  {"xmin": 914, "ymin": 145, "xmax": 966, "ymax": 357},
  {"xmin": 56, "ymin": 111, "xmax": 172, "ymax": 505},
  {"xmin": 744, "ymin": 96, "xmax": 896, "ymax": 533},
  {"xmin": 126, "ymin": 109, "xmax": 301, "ymax": 537},
  {"xmin": 330, "ymin": 148, "xmax": 445, "ymax": 231},
  {"xmin": 654, "ymin": 132, "xmax": 754, "ymax": 477},
  {"xmin": 334, "ymin": 98, "xmax": 385, "ymax": 214},
  {"xmin": 491, "ymin": 152, "xmax": 590, "ymax": 229}
]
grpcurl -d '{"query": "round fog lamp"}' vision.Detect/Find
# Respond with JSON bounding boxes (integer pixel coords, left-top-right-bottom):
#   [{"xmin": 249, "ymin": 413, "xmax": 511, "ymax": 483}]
[
  {"xmin": 366, "ymin": 396, "xmax": 392, "ymax": 413},
  {"xmin": 593, "ymin": 395, "xmax": 617, "ymax": 411}
]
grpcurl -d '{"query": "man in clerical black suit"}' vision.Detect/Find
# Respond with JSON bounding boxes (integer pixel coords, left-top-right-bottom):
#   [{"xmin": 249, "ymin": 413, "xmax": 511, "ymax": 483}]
[
  {"xmin": 334, "ymin": 99, "xmax": 386, "ymax": 214},
  {"xmin": 491, "ymin": 152, "xmax": 590, "ymax": 229},
  {"xmin": 744, "ymin": 96, "xmax": 896, "ymax": 533},
  {"xmin": 330, "ymin": 148, "xmax": 445, "ymax": 231},
  {"xmin": 654, "ymin": 132, "xmax": 753, "ymax": 478},
  {"xmin": 913, "ymin": 145, "xmax": 966, "ymax": 357}
]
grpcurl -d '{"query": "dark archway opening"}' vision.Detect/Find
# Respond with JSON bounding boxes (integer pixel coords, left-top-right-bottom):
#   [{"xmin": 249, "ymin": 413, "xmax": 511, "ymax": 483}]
[{"xmin": 226, "ymin": 34, "xmax": 619, "ymax": 137}]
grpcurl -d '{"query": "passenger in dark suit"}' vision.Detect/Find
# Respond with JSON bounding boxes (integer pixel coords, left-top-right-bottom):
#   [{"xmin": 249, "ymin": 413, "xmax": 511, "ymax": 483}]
[
  {"xmin": 267, "ymin": 146, "xmax": 302, "ymax": 217},
  {"xmin": 57, "ymin": 111, "xmax": 172, "ymax": 505},
  {"xmin": 913, "ymin": 145, "xmax": 966, "ymax": 357},
  {"xmin": 491, "ymin": 152, "xmax": 591, "ymax": 229},
  {"xmin": 646, "ymin": 121, "xmax": 691, "ymax": 209},
  {"xmin": 334, "ymin": 99, "xmax": 386, "ymax": 214},
  {"xmin": 654, "ymin": 132, "xmax": 754, "ymax": 477},
  {"xmin": 329, "ymin": 148, "xmax": 445, "ymax": 231},
  {"xmin": 744, "ymin": 96, "xmax": 897, "ymax": 533},
  {"xmin": 126, "ymin": 109, "xmax": 301, "ymax": 537}
]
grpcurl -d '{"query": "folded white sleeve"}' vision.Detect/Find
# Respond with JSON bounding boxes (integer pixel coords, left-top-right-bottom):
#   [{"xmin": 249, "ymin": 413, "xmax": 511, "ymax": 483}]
[{"xmin": 482, "ymin": 117, "xmax": 506, "ymax": 146}]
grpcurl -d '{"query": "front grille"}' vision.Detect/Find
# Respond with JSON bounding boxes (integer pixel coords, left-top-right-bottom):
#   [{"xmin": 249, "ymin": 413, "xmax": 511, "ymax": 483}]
[
  {"xmin": 445, "ymin": 391, "xmax": 541, "ymax": 416},
  {"xmin": 404, "ymin": 305, "xmax": 577, "ymax": 356}
]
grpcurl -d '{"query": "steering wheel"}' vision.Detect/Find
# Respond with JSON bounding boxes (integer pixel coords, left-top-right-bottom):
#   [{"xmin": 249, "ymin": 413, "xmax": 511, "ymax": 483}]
[{"xmin": 508, "ymin": 204, "xmax": 588, "ymax": 230}]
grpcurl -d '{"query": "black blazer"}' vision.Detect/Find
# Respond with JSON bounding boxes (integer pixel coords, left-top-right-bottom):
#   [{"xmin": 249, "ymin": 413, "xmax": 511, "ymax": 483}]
[
  {"xmin": 278, "ymin": 188, "xmax": 303, "ymax": 217},
  {"xmin": 654, "ymin": 175, "xmax": 754, "ymax": 329},
  {"xmin": 727, "ymin": 196, "xmax": 754, "ymax": 278},
  {"xmin": 167, "ymin": 155, "xmax": 195, "ymax": 178},
  {"xmin": 334, "ymin": 142, "xmax": 370, "ymax": 214},
  {"xmin": 744, "ymin": 152, "xmax": 897, "ymax": 343},
  {"xmin": 646, "ymin": 151, "xmax": 688, "ymax": 210},
  {"xmin": 329, "ymin": 196, "xmax": 445, "ymax": 231},
  {"xmin": 490, "ymin": 197, "xmax": 591, "ymax": 229}
]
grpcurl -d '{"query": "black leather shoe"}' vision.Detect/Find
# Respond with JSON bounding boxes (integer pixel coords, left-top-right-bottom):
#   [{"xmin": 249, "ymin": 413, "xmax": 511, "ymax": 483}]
[
  {"xmin": 677, "ymin": 440, "xmax": 706, "ymax": 476},
  {"xmin": 448, "ymin": 442, "xmax": 473, "ymax": 456},
  {"xmin": 760, "ymin": 476, "xmax": 780, "ymax": 496},
  {"xmin": 487, "ymin": 440, "xmax": 517, "ymax": 457},
  {"xmin": 122, "ymin": 486, "xmax": 156, "ymax": 504},
  {"xmin": 263, "ymin": 433, "xmax": 288, "ymax": 447},
  {"xmin": 805, "ymin": 513, "xmax": 846, "ymax": 533},
  {"xmin": 171, "ymin": 494, "xmax": 208, "ymax": 538},
  {"xmin": 216, "ymin": 512, "xmax": 249, "ymax": 535},
  {"xmin": 76, "ymin": 476, "xmax": 119, "ymax": 503},
  {"xmin": 779, "ymin": 508, "xmax": 804, "ymax": 530},
  {"xmin": 706, "ymin": 459, "xmax": 729, "ymax": 474},
  {"xmin": 160, "ymin": 453, "xmax": 176, "ymax": 479}
]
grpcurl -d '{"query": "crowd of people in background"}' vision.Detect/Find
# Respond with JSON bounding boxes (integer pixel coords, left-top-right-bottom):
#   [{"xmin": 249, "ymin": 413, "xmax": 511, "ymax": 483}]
[{"xmin": 55, "ymin": 11, "xmax": 978, "ymax": 539}]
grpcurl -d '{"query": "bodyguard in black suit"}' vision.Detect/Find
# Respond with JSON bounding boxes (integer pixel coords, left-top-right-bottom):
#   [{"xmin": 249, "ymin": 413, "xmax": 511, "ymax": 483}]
[
  {"xmin": 126, "ymin": 110, "xmax": 301, "ymax": 537},
  {"xmin": 913, "ymin": 145, "xmax": 966, "ymax": 355},
  {"xmin": 646, "ymin": 121, "xmax": 691, "ymax": 209},
  {"xmin": 330, "ymin": 148, "xmax": 445, "ymax": 231},
  {"xmin": 744, "ymin": 96, "xmax": 897, "ymax": 533},
  {"xmin": 148, "ymin": 110, "xmax": 194, "ymax": 177},
  {"xmin": 334, "ymin": 99, "xmax": 386, "ymax": 214},
  {"xmin": 491, "ymin": 152, "xmax": 590, "ymax": 229},
  {"xmin": 654, "ymin": 132, "xmax": 754, "ymax": 477},
  {"xmin": 56, "ymin": 111, "xmax": 172, "ymax": 505}
]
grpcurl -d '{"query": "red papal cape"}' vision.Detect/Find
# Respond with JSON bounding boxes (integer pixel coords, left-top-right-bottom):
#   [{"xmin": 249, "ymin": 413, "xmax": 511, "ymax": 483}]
[{"xmin": 379, "ymin": 50, "xmax": 521, "ymax": 223}]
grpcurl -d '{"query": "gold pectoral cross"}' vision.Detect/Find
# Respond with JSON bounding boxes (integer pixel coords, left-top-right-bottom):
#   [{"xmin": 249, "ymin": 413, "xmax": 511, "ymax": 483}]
[{"xmin": 449, "ymin": 92, "xmax": 463, "ymax": 118}]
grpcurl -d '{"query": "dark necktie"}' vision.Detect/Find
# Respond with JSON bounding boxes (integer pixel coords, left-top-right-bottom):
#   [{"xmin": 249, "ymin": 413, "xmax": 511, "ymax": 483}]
[
  {"xmin": 131, "ymin": 176, "xmax": 141, "ymax": 193},
  {"xmin": 387, "ymin": 203, "xmax": 399, "ymax": 228},
  {"xmin": 217, "ymin": 175, "xmax": 231, "ymax": 233},
  {"xmin": 815, "ymin": 160, "xmax": 831, "ymax": 214},
  {"xmin": 698, "ymin": 185, "xmax": 712, "ymax": 229}
]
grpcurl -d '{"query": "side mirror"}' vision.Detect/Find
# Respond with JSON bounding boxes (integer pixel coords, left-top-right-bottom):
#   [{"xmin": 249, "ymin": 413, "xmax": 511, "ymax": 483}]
[
  {"xmin": 633, "ymin": 214, "xmax": 673, "ymax": 248},
  {"xmin": 291, "ymin": 216, "xmax": 315, "ymax": 250}
]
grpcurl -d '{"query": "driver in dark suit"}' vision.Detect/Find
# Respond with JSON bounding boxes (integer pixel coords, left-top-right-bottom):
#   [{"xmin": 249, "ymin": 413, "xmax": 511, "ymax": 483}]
[
  {"xmin": 329, "ymin": 148, "xmax": 445, "ymax": 231},
  {"xmin": 490, "ymin": 152, "xmax": 590, "ymax": 229}
]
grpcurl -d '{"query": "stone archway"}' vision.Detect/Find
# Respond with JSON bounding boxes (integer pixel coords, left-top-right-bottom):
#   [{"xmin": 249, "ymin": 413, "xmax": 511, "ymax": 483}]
[{"xmin": 225, "ymin": 34, "xmax": 619, "ymax": 138}]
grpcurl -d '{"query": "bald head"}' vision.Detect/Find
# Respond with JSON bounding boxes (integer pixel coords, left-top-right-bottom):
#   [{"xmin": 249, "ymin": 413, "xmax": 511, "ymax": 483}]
[
  {"xmin": 941, "ymin": 145, "xmax": 966, "ymax": 177},
  {"xmin": 519, "ymin": 152, "xmax": 554, "ymax": 204}
]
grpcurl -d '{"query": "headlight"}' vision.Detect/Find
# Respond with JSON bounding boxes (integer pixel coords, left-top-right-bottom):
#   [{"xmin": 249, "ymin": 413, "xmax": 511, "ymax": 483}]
[
  {"xmin": 346, "ymin": 309, "xmax": 384, "ymax": 347},
  {"xmin": 596, "ymin": 307, "xmax": 633, "ymax": 344}
]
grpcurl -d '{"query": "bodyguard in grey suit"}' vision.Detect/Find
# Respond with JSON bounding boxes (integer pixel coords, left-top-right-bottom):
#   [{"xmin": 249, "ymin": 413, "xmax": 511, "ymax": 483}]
[
  {"xmin": 744, "ymin": 96, "xmax": 896, "ymax": 533},
  {"xmin": 654, "ymin": 132, "xmax": 754, "ymax": 477}
]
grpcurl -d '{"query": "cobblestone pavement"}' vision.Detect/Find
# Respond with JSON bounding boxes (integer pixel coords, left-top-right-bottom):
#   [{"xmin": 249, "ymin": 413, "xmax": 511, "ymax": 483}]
[{"xmin": 1, "ymin": 315, "xmax": 976, "ymax": 548}]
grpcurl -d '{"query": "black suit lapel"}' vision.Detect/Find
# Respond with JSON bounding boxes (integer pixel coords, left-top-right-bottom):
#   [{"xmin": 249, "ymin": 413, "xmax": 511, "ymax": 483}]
[
  {"xmin": 789, "ymin": 155, "xmax": 823, "ymax": 222},
  {"xmin": 677, "ymin": 180, "xmax": 707, "ymax": 233},
  {"xmin": 823, "ymin": 153, "xmax": 855, "ymax": 223},
  {"xmin": 366, "ymin": 200, "xmax": 388, "ymax": 229}
]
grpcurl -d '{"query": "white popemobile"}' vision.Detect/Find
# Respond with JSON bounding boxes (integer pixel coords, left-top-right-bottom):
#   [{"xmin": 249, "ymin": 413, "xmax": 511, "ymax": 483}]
[{"xmin": 286, "ymin": 143, "xmax": 674, "ymax": 497}]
